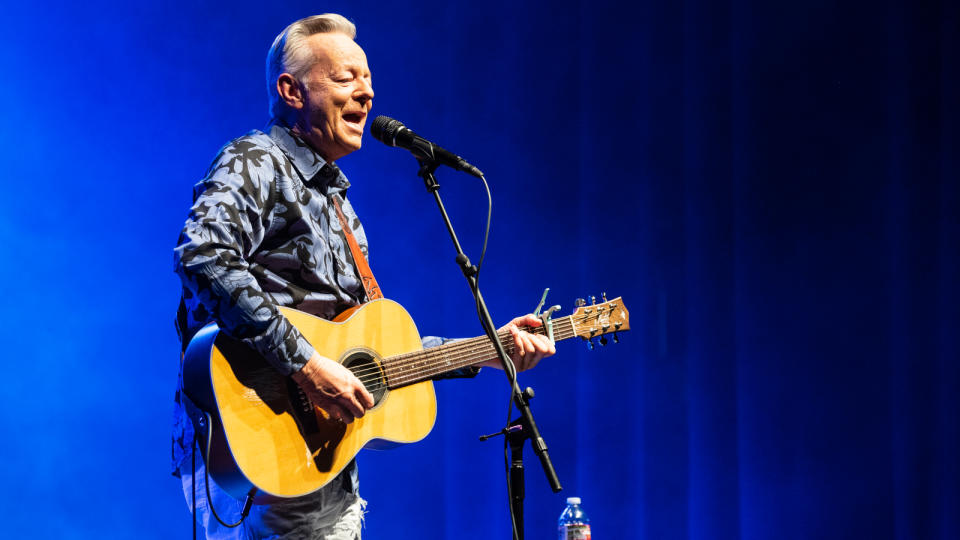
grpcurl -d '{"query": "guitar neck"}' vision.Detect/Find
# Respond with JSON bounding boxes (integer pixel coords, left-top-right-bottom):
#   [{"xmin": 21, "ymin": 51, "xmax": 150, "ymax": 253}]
[{"xmin": 382, "ymin": 316, "xmax": 578, "ymax": 389}]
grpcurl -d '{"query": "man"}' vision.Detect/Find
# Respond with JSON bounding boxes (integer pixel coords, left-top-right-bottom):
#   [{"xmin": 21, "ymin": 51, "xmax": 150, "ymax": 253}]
[{"xmin": 172, "ymin": 13, "xmax": 554, "ymax": 539}]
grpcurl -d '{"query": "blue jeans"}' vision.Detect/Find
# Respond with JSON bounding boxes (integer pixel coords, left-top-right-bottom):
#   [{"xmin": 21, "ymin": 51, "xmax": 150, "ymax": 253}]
[{"xmin": 179, "ymin": 452, "xmax": 365, "ymax": 539}]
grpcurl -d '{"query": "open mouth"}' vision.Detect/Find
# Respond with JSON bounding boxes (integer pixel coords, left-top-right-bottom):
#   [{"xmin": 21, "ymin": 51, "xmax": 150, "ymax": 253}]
[{"xmin": 343, "ymin": 112, "xmax": 365, "ymax": 130}]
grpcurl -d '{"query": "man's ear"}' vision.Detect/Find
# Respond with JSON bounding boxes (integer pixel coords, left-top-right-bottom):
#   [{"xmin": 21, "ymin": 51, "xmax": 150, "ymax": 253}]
[{"xmin": 277, "ymin": 73, "xmax": 304, "ymax": 110}]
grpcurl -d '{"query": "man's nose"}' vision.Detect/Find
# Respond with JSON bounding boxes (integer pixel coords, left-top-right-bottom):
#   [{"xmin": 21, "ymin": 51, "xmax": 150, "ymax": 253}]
[{"xmin": 355, "ymin": 79, "xmax": 374, "ymax": 105}]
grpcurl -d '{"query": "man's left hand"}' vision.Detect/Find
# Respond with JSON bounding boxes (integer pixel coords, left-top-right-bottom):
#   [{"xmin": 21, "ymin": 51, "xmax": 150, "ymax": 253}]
[{"xmin": 478, "ymin": 314, "xmax": 556, "ymax": 372}]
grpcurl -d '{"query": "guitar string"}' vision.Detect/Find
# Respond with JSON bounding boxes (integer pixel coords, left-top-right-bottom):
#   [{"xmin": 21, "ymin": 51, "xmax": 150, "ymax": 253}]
[
  {"xmin": 300, "ymin": 306, "xmax": 622, "ymax": 408},
  {"xmin": 345, "ymin": 318, "xmax": 589, "ymax": 388},
  {"xmin": 348, "ymin": 333, "xmax": 517, "ymax": 387},
  {"xmin": 382, "ymin": 311, "xmax": 624, "ymax": 387},
  {"xmin": 346, "ymin": 332, "xmax": 519, "ymax": 386},
  {"xmin": 297, "ymin": 303, "xmax": 620, "ymax": 387},
  {"xmin": 289, "ymin": 305, "xmax": 614, "ymax": 417},
  {"xmin": 343, "ymin": 317, "xmax": 575, "ymax": 383},
  {"xmin": 342, "ymin": 315, "xmax": 590, "ymax": 385},
  {"xmin": 343, "ymin": 303, "xmax": 622, "ymax": 387},
  {"xmin": 342, "ymin": 325, "xmax": 542, "ymax": 381}
]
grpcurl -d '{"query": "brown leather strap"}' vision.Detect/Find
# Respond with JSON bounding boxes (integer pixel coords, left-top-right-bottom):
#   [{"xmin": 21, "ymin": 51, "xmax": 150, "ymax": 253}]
[{"xmin": 330, "ymin": 194, "xmax": 383, "ymax": 301}]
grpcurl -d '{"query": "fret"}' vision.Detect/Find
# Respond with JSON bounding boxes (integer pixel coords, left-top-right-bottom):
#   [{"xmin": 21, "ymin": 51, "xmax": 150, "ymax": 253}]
[
  {"xmin": 381, "ymin": 297, "xmax": 626, "ymax": 388},
  {"xmin": 385, "ymin": 316, "xmax": 567, "ymax": 389}
]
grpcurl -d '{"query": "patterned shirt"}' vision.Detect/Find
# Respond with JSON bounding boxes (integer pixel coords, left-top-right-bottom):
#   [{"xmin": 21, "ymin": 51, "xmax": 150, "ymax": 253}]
[
  {"xmin": 171, "ymin": 121, "xmax": 474, "ymax": 478},
  {"xmin": 174, "ymin": 122, "xmax": 369, "ymax": 374}
]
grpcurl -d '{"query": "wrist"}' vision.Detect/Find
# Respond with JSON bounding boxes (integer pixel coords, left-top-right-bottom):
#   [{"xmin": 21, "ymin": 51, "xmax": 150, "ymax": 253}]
[{"xmin": 292, "ymin": 352, "xmax": 319, "ymax": 383}]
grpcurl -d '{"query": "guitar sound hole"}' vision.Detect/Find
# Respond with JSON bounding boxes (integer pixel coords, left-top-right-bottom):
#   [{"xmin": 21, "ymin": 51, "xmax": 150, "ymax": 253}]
[{"xmin": 342, "ymin": 350, "xmax": 386, "ymax": 406}]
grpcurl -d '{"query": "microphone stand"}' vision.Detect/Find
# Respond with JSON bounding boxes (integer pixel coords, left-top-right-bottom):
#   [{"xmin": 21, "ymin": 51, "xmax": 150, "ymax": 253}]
[{"xmin": 414, "ymin": 158, "xmax": 562, "ymax": 540}]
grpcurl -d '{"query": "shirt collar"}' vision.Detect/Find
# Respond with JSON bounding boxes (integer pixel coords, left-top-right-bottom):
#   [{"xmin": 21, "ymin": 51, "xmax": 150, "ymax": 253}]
[{"xmin": 266, "ymin": 120, "xmax": 351, "ymax": 194}]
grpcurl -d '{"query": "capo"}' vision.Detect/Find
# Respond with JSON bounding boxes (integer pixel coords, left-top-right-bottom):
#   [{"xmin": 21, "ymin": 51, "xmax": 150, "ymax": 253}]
[{"xmin": 532, "ymin": 288, "xmax": 560, "ymax": 342}]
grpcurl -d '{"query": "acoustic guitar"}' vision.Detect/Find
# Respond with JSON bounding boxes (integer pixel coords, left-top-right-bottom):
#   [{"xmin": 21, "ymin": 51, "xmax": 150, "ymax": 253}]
[{"xmin": 182, "ymin": 296, "xmax": 629, "ymax": 502}]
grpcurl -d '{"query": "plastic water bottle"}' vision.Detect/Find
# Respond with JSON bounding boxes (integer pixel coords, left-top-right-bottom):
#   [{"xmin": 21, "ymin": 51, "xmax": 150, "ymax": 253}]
[{"xmin": 558, "ymin": 496, "xmax": 591, "ymax": 539}]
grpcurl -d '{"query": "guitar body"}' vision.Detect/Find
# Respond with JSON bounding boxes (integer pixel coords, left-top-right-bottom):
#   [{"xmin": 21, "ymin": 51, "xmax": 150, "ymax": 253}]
[{"xmin": 182, "ymin": 299, "xmax": 437, "ymax": 502}]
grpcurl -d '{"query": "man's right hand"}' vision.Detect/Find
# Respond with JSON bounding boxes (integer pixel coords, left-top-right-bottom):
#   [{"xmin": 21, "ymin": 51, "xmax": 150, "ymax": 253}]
[{"xmin": 291, "ymin": 352, "xmax": 375, "ymax": 423}]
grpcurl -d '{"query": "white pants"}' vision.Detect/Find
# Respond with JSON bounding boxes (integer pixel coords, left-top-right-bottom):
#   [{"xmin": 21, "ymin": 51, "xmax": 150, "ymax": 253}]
[{"xmin": 179, "ymin": 453, "xmax": 365, "ymax": 540}]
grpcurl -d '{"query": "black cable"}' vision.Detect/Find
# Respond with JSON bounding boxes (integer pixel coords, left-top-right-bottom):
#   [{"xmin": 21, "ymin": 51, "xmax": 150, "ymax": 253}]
[
  {"xmin": 473, "ymin": 174, "xmax": 493, "ymax": 281},
  {"xmin": 502, "ymin": 320, "xmax": 519, "ymax": 540},
  {"xmin": 505, "ymin": 398, "xmax": 519, "ymax": 540},
  {"xmin": 200, "ymin": 412, "xmax": 254, "ymax": 529},
  {"xmin": 467, "ymin": 174, "xmax": 520, "ymax": 539},
  {"xmin": 470, "ymin": 175, "xmax": 493, "ymax": 336}
]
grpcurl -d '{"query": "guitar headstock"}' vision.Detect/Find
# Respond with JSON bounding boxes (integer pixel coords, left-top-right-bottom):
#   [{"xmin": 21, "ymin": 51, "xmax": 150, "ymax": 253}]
[{"xmin": 570, "ymin": 295, "xmax": 630, "ymax": 343}]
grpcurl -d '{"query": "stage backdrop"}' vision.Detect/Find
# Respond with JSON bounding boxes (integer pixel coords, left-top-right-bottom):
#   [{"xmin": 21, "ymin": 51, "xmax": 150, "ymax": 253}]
[{"xmin": 0, "ymin": 0, "xmax": 956, "ymax": 538}]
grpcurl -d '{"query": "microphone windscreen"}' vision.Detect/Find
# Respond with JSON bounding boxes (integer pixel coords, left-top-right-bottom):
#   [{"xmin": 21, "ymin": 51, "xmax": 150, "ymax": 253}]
[{"xmin": 371, "ymin": 116, "xmax": 405, "ymax": 146}]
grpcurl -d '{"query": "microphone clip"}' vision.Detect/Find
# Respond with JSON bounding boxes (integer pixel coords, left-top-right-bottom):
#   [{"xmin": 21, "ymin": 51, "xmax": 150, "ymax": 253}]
[{"xmin": 417, "ymin": 158, "xmax": 442, "ymax": 193}]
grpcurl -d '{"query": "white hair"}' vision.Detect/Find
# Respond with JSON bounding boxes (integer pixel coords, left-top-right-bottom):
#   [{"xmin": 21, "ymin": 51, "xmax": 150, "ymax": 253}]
[{"xmin": 266, "ymin": 14, "xmax": 357, "ymax": 118}]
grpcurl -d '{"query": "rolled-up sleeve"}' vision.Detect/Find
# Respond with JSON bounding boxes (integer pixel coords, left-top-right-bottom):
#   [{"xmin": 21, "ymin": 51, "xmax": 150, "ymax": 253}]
[{"xmin": 174, "ymin": 142, "xmax": 315, "ymax": 375}]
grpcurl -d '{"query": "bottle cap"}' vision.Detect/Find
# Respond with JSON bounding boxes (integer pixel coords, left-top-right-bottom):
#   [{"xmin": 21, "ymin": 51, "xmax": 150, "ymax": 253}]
[{"xmin": 566, "ymin": 497, "xmax": 581, "ymax": 505}]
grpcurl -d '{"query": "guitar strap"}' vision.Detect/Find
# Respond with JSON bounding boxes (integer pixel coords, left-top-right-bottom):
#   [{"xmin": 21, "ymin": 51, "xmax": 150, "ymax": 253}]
[{"xmin": 330, "ymin": 193, "xmax": 383, "ymax": 301}]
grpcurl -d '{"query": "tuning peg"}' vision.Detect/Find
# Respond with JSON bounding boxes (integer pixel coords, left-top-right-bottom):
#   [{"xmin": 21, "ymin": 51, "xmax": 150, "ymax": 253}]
[
  {"xmin": 602, "ymin": 292, "xmax": 608, "ymax": 302},
  {"xmin": 613, "ymin": 332, "xmax": 620, "ymax": 344},
  {"xmin": 587, "ymin": 339, "xmax": 595, "ymax": 351},
  {"xmin": 590, "ymin": 295, "xmax": 596, "ymax": 305},
  {"xmin": 600, "ymin": 336, "xmax": 608, "ymax": 346},
  {"xmin": 575, "ymin": 298, "xmax": 586, "ymax": 308}
]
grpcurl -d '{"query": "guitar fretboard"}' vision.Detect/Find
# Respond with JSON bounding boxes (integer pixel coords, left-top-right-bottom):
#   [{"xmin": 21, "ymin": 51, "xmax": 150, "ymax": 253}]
[{"xmin": 382, "ymin": 316, "xmax": 577, "ymax": 389}]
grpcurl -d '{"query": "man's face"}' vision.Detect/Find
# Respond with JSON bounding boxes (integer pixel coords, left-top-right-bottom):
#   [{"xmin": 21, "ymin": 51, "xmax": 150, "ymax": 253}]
[{"xmin": 294, "ymin": 32, "xmax": 374, "ymax": 161}]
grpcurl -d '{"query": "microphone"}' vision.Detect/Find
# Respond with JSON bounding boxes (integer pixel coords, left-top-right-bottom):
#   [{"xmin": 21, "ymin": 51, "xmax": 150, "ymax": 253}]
[{"xmin": 370, "ymin": 116, "xmax": 484, "ymax": 178}]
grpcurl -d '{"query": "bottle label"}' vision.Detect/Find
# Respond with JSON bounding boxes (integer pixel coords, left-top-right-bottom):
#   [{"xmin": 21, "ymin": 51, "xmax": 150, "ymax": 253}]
[{"xmin": 559, "ymin": 524, "xmax": 591, "ymax": 540}]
